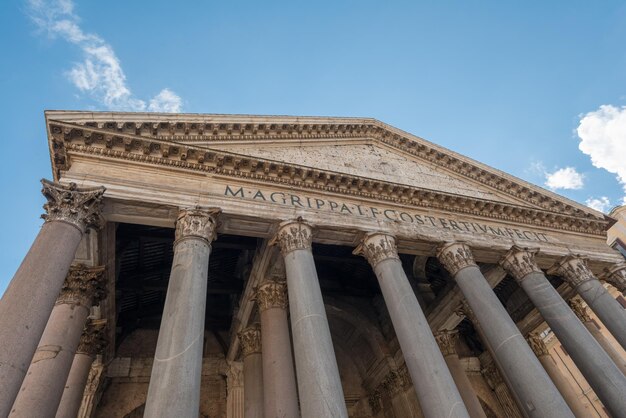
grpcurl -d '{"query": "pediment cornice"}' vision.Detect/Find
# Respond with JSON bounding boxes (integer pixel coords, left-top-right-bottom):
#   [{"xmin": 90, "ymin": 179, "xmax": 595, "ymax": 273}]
[{"xmin": 45, "ymin": 113, "xmax": 609, "ymax": 236}]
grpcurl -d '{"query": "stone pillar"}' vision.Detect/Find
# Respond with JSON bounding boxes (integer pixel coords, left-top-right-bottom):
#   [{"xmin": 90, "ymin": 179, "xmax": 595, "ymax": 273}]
[
  {"xmin": 601, "ymin": 263, "xmax": 626, "ymax": 294},
  {"xmin": 271, "ymin": 219, "xmax": 348, "ymax": 418},
  {"xmin": 9, "ymin": 264, "xmax": 106, "ymax": 418},
  {"xmin": 526, "ymin": 333, "xmax": 588, "ymax": 418},
  {"xmin": 479, "ymin": 355, "xmax": 523, "ymax": 418},
  {"xmin": 569, "ymin": 298, "xmax": 626, "ymax": 375},
  {"xmin": 0, "ymin": 180, "xmax": 104, "ymax": 416},
  {"xmin": 435, "ymin": 331, "xmax": 487, "ymax": 418},
  {"xmin": 240, "ymin": 325, "xmax": 264, "ymax": 418},
  {"xmin": 56, "ymin": 319, "xmax": 107, "ymax": 418},
  {"xmin": 255, "ymin": 281, "xmax": 299, "ymax": 418},
  {"xmin": 550, "ymin": 256, "xmax": 626, "ymax": 351},
  {"xmin": 437, "ymin": 242, "xmax": 573, "ymax": 418},
  {"xmin": 500, "ymin": 246, "xmax": 626, "ymax": 416},
  {"xmin": 226, "ymin": 362, "xmax": 244, "ymax": 418},
  {"xmin": 355, "ymin": 233, "xmax": 469, "ymax": 418},
  {"xmin": 144, "ymin": 208, "xmax": 219, "ymax": 418}
]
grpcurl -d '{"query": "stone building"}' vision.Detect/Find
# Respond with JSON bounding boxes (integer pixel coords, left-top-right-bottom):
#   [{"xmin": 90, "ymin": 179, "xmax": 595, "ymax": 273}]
[{"xmin": 0, "ymin": 110, "xmax": 625, "ymax": 418}]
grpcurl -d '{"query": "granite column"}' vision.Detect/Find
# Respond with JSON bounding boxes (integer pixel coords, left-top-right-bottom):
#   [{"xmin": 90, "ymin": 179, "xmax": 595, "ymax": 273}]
[
  {"xmin": 437, "ymin": 242, "xmax": 573, "ymax": 418},
  {"xmin": 0, "ymin": 180, "xmax": 104, "ymax": 416},
  {"xmin": 272, "ymin": 219, "xmax": 348, "ymax": 418},
  {"xmin": 143, "ymin": 208, "xmax": 219, "ymax": 418},
  {"xmin": 355, "ymin": 233, "xmax": 469, "ymax": 418}
]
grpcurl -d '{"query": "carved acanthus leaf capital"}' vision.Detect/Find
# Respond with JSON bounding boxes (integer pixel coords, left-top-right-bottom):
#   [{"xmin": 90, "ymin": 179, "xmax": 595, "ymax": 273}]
[
  {"xmin": 500, "ymin": 246, "xmax": 542, "ymax": 282},
  {"xmin": 271, "ymin": 219, "xmax": 313, "ymax": 255},
  {"xmin": 175, "ymin": 208, "xmax": 220, "ymax": 244},
  {"xmin": 255, "ymin": 281, "xmax": 288, "ymax": 311},
  {"xmin": 568, "ymin": 298, "xmax": 592, "ymax": 322},
  {"xmin": 600, "ymin": 263, "xmax": 626, "ymax": 293},
  {"xmin": 353, "ymin": 233, "xmax": 399, "ymax": 268},
  {"xmin": 56, "ymin": 264, "xmax": 106, "ymax": 308},
  {"xmin": 41, "ymin": 179, "xmax": 105, "ymax": 232},
  {"xmin": 239, "ymin": 325, "xmax": 262, "ymax": 357},
  {"xmin": 548, "ymin": 256, "xmax": 596, "ymax": 288},
  {"xmin": 226, "ymin": 362, "xmax": 244, "ymax": 388},
  {"xmin": 526, "ymin": 333, "xmax": 549, "ymax": 357},
  {"xmin": 77, "ymin": 319, "xmax": 107, "ymax": 357},
  {"xmin": 434, "ymin": 330, "xmax": 459, "ymax": 356},
  {"xmin": 437, "ymin": 242, "xmax": 476, "ymax": 276}
]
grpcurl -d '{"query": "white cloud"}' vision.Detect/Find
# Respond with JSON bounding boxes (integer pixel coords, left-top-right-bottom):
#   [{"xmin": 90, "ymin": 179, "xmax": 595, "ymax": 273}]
[
  {"xmin": 26, "ymin": 0, "xmax": 182, "ymax": 112},
  {"xmin": 545, "ymin": 167, "xmax": 585, "ymax": 190},
  {"xmin": 577, "ymin": 104, "xmax": 626, "ymax": 202},
  {"xmin": 585, "ymin": 196, "xmax": 611, "ymax": 213}
]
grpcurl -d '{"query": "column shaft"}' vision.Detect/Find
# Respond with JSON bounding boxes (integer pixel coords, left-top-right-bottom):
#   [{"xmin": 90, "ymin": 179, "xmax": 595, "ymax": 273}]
[
  {"xmin": 243, "ymin": 354, "xmax": 263, "ymax": 418},
  {"xmin": 257, "ymin": 282, "xmax": 299, "ymax": 418},
  {"xmin": 273, "ymin": 220, "xmax": 348, "ymax": 418},
  {"xmin": 144, "ymin": 209, "xmax": 218, "ymax": 418},
  {"xmin": 0, "ymin": 180, "xmax": 104, "ymax": 417},
  {"xmin": 438, "ymin": 243, "xmax": 573, "ymax": 418},
  {"xmin": 55, "ymin": 353, "xmax": 94, "ymax": 418}
]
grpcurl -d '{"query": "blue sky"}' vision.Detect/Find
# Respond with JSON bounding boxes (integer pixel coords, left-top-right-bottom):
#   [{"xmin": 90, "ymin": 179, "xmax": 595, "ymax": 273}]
[{"xmin": 1, "ymin": 1, "xmax": 626, "ymax": 295}]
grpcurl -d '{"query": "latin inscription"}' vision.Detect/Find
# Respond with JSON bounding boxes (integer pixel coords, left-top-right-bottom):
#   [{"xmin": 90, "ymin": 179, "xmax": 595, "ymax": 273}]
[{"xmin": 225, "ymin": 185, "xmax": 550, "ymax": 242}]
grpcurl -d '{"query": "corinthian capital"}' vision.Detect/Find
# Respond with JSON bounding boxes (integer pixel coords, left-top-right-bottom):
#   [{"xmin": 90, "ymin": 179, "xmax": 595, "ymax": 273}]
[
  {"xmin": 437, "ymin": 242, "xmax": 476, "ymax": 276},
  {"xmin": 255, "ymin": 281, "xmax": 288, "ymax": 311},
  {"xmin": 76, "ymin": 319, "xmax": 107, "ymax": 357},
  {"xmin": 239, "ymin": 325, "xmax": 262, "ymax": 357},
  {"xmin": 175, "ymin": 208, "xmax": 220, "ymax": 244},
  {"xmin": 500, "ymin": 246, "xmax": 542, "ymax": 282},
  {"xmin": 56, "ymin": 264, "xmax": 106, "ymax": 308},
  {"xmin": 527, "ymin": 333, "xmax": 549, "ymax": 357},
  {"xmin": 41, "ymin": 179, "xmax": 106, "ymax": 232},
  {"xmin": 568, "ymin": 298, "xmax": 591, "ymax": 322},
  {"xmin": 271, "ymin": 219, "xmax": 313, "ymax": 255},
  {"xmin": 600, "ymin": 263, "xmax": 626, "ymax": 293},
  {"xmin": 353, "ymin": 232, "xmax": 399, "ymax": 268},
  {"xmin": 548, "ymin": 256, "xmax": 595, "ymax": 288},
  {"xmin": 434, "ymin": 330, "xmax": 458, "ymax": 356}
]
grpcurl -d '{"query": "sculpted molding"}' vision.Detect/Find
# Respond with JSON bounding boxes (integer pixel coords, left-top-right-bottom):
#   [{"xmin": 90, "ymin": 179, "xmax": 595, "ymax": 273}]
[
  {"xmin": 548, "ymin": 256, "xmax": 595, "ymax": 288},
  {"xmin": 239, "ymin": 325, "xmax": 262, "ymax": 357},
  {"xmin": 353, "ymin": 233, "xmax": 399, "ymax": 268},
  {"xmin": 526, "ymin": 333, "xmax": 549, "ymax": 357},
  {"xmin": 77, "ymin": 319, "xmax": 107, "ymax": 357},
  {"xmin": 255, "ymin": 281, "xmax": 288, "ymax": 311},
  {"xmin": 56, "ymin": 264, "xmax": 106, "ymax": 308},
  {"xmin": 175, "ymin": 208, "xmax": 220, "ymax": 244},
  {"xmin": 500, "ymin": 246, "xmax": 542, "ymax": 282},
  {"xmin": 437, "ymin": 242, "xmax": 476, "ymax": 276},
  {"xmin": 41, "ymin": 179, "xmax": 105, "ymax": 232},
  {"xmin": 434, "ymin": 330, "xmax": 458, "ymax": 356},
  {"xmin": 568, "ymin": 298, "xmax": 592, "ymax": 322},
  {"xmin": 271, "ymin": 219, "xmax": 313, "ymax": 255}
]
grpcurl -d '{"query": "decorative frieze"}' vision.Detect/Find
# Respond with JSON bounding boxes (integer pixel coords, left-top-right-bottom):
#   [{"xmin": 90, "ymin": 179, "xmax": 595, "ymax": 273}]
[
  {"xmin": 568, "ymin": 298, "xmax": 592, "ymax": 323},
  {"xmin": 353, "ymin": 233, "xmax": 399, "ymax": 268},
  {"xmin": 175, "ymin": 208, "xmax": 220, "ymax": 244},
  {"xmin": 437, "ymin": 242, "xmax": 476, "ymax": 276},
  {"xmin": 56, "ymin": 264, "xmax": 106, "ymax": 308},
  {"xmin": 434, "ymin": 330, "xmax": 458, "ymax": 356},
  {"xmin": 41, "ymin": 179, "xmax": 105, "ymax": 232},
  {"xmin": 600, "ymin": 263, "xmax": 626, "ymax": 293},
  {"xmin": 238, "ymin": 325, "xmax": 262, "ymax": 357},
  {"xmin": 255, "ymin": 281, "xmax": 288, "ymax": 311},
  {"xmin": 500, "ymin": 246, "xmax": 542, "ymax": 282},
  {"xmin": 548, "ymin": 256, "xmax": 595, "ymax": 288},
  {"xmin": 526, "ymin": 333, "xmax": 549, "ymax": 357},
  {"xmin": 271, "ymin": 218, "xmax": 313, "ymax": 255},
  {"xmin": 76, "ymin": 319, "xmax": 107, "ymax": 357}
]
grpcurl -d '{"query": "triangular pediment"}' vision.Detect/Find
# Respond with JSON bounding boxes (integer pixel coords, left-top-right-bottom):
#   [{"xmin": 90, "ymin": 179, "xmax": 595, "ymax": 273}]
[{"xmin": 44, "ymin": 111, "xmax": 609, "ymax": 235}]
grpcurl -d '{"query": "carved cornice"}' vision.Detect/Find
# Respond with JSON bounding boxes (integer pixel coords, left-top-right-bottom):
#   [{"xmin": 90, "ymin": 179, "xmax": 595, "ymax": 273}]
[
  {"xmin": 47, "ymin": 119, "xmax": 609, "ymax": 236},
  {"xmin": 600, "ymin": 263, "xmax": 626, "ymax": 293},
  {"xmin": 353, "ymin": 232, "xmax": 399, "ymax": 268},
  {"xmin": 568, "ymin": 298, "xmax": 592, "ymax": 322},
  {"xmin": 239, "ymin": 325, "xmax": 262, "ymax": 357},
  {"xmin": 548, "ymin": 256, "xmax": 596, "ymax": 288},
  {"xmin": 41, "ymin": 179, "xmax": 105, "ymax": 232},
  {"xmin": 76, "ymin": 319, "xmax": 107, "ymax": 357},
  {"xmin": 437, "ymin": 242, "xmax": 477, "ymax": 276},
  {"xmin": 271, "ymin": 219, "xmax": 313, "ymax": 255},
  {"xmin": 255, "ymin": 281, "xmax": 288, "ymax": 311},
  {"xmin": 500, "ymin": 246, "xmax": 542, "ymax": 282},
  {"xmin": 526, "ymin": 333, "xmax": 549, "ymax": 357},
  {"xmin": 434, "ymin": 330, "xmax": 459, "ymax": 356},
  {"xmin": 56, "ymin": 264, "xmax": 106, "ymax": 308},
  {"xmin": 175, "ymin": 208, "xmax": 220, "ymax": 245}
]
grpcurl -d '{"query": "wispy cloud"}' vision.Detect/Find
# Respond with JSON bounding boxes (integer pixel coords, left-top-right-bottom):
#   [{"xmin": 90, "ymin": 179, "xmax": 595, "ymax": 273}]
[
  {"xmin": 577, "ymin": 104, "xmax": 626, "ymax": 204},
  {"xmin": 27, "ymin": 0, "xmax": 182, "ymax": 112}
]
